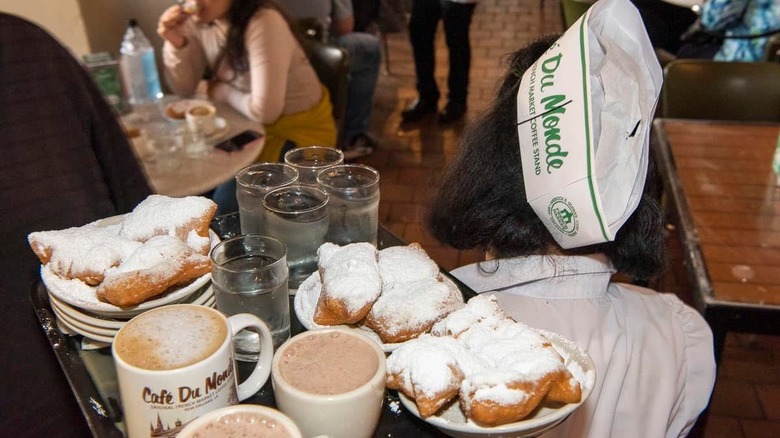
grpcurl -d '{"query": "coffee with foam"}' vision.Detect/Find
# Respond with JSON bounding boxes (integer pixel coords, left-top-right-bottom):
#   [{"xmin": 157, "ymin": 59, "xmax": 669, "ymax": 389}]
[{"xmin": 114, "ymin": 306, "xmax": 227, "ymax": 371}]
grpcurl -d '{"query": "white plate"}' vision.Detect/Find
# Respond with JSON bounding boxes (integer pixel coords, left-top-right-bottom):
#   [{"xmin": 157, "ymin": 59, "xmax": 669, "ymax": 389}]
[
  {"xmin": 41, "ymin": 216, "xmax": 219, "ymax": 318},
  {"xmin": 397, "ymin": 331, "xmax": 597, "ymax": 438},
  {"xmin": 54, "ymin": 314, "xmax": 115, "ymax": 344},
  {"xmin": 48, "ymin": 284, "xmax": 214, "ymax": 330},
  {"xmin": 53, "ymin": 297, "xmax": 218, "ymax": 343},
  {"xmin": 162, "ymin": 98, "xmax": 211, "ymax": 124},
  {"xmin": 205, "ymin": 117, "xmax": 229, "ymax": 141},
  {"xmin": 293, "ymin": 272, "xmax": 464, "ymax": 352}
]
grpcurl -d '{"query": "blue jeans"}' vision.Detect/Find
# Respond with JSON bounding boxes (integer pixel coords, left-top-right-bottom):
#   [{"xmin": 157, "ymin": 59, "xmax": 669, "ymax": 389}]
[{"xmin": 332, "ymin": 32, "xmax": 382, "ymax": 144}]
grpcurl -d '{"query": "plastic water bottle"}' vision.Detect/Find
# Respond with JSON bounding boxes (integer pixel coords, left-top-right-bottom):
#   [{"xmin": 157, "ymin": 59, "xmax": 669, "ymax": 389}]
[{"xmin": 119, "ymin": 19, "xmax": 163, "ymax": 105}]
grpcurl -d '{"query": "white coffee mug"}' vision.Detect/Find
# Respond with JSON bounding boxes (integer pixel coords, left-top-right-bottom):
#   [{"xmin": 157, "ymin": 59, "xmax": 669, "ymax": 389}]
[
  {"xmin": 177, "ymin": 404, "xmax": 303, "ymax": 438},
  {"xmin": 113, "ymin": 304, "xmax": 273, "ymax": 438},
  {"xmin": 271, "ymin": 328, "xmax": 386, "ymax": 438},
  {"xmin": 185, "ymin": 102, "xmax": 217, "ymax": 135}
]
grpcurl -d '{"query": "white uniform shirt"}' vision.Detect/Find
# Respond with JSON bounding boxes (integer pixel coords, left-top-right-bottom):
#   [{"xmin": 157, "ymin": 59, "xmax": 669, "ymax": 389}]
[{"xmin": 451, "ymin": 254, "xmax": 716, "ymax": 438}]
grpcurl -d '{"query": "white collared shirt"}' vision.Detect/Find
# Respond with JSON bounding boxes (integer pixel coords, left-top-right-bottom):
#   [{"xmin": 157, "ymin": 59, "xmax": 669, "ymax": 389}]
[{"xmin": 451, "ymin": 254, "xmax": 716, "ymax": 438}]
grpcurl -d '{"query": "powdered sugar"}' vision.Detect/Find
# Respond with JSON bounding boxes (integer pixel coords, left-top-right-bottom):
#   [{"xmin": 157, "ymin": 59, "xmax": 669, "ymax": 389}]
[
  {"xmin": 367, "ymin": 278, "xmax": 463, "ymax": 337},
  {"xmin": 318, "ymin": 242, "xmax": 381, "ymax": 313},
  {"xmin": 387, "ymin": 295, "xmax": 586, "ymax": 420},
  {"xmin": 377, "ymin": 244, "xmax": 439, "ymax": 288},
  {"xmin": 118, "ymin": 194, "xmax": 216, "ymax": 247},
  {"xmin": 29, "ymin": 223, "xmax": 141, "ymax": 281}
]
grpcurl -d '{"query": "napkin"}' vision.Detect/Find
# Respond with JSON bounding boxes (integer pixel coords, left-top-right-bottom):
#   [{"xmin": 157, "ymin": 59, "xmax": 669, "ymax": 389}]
[{"xmin": 516, "ymin": 0, "xmax": 662, "ymax": 249}]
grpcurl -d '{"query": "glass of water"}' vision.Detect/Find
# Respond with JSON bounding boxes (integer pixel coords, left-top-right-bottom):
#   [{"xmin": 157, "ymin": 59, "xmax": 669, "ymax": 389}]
[
  {"xmin": 316, "ymin": 164, "xmax": 380, "ymax": 246},
  {"xmin": 236, "ymin": 163, "xmax": 299, "ymax": 235},
  {"xmin": 263, "ymin": 185, "xmax": 329, "ymax": 288},
  {"xmin": 209, "ymin": 235, "xmax": 290, "ymax": 360},
  {"xmin": 283, "ymin": 146, "xmax": 344, "ymax": 185}
]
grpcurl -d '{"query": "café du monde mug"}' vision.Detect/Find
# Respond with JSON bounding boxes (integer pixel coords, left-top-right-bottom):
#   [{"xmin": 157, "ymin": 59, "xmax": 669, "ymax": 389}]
[
  {"xmin": 272, "ymin": 328, "xmax": 386, "ymax": 438},
  {"xmin": 112, "ymin": 304, "xmax": 273, "ymax": 438}
]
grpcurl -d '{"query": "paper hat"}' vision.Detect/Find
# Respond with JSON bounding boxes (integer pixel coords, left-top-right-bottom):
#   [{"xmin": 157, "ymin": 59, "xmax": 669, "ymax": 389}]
[{"xmin": 515, "ymin": 0, "xmax": 662, "ymax": 249}]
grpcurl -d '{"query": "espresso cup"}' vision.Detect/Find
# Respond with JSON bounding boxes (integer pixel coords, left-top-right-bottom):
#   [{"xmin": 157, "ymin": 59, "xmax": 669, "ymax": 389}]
[
  {"xmin": 177, "ymin": 404, "xmax": 303, "ymax": 438},
  {"xmin": 113, "ymin": 304, "xmax": 273, "ymax": 438},
  {"xmin": 186, "ymin": 103, "xmax": 217, "ymax": 136},
  {"xmin": 271, "ymin": 328, "xmax": 386, "ymax": 438}
]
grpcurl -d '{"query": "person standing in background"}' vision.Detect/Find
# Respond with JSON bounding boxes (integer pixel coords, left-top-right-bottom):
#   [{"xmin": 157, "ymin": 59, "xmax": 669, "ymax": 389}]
[
  {"xmin": 401, "ymin": 0, "xmax": 479, "ymax": 125},
  {"xmin": 157, "ymin": 0, "xmax": 337, "ymax": 213},
  {"xmin": 699, "ymin": 0, "xmax": 780, "ymax": 61},
  {"xmin": 280, "ymin": 0, "xmax": 382, "ymax": 159}
]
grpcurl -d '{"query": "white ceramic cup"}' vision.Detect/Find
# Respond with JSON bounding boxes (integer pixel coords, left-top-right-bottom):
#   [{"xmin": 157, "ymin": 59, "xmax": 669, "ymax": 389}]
[
  {"xmin": 185, "ymin": 102, "xmax": 217, "ymax": 135},
  {"xmin": 177, "ymin": 404, "xmax": 303, "ymax": 438},
  {"xmin": 113, "ymin": 304, "xmax": 273, "ymax": 438},
  {"xmin": 271, "ymin": 328, "xmax": 386, "ymax": 438}
]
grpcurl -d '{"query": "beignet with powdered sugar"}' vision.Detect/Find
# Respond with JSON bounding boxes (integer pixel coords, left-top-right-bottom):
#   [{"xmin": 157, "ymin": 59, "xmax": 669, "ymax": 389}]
[{"xmin": 386, "ymin": 295, "xmax": 582, "ymax": 426}]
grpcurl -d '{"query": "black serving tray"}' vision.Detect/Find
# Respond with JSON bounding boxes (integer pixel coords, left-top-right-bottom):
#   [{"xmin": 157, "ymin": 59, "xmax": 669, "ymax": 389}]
[{"xmin": 31, "ymin": 214, "xmax": 476, "ymax": 437}]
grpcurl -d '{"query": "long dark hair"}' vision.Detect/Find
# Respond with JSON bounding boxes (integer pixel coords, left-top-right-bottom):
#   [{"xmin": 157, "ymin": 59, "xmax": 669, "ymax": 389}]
[
  {"xmin": 223, "ymin": 0, "xmax": 295, "ymax": 73},
  {"xmin": 427, "ymin": 35, "xmax": 667, "ymax": 280}
]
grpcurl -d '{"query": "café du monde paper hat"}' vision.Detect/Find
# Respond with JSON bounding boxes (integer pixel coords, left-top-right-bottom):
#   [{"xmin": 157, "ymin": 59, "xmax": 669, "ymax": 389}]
[{"xmin": 516, "ymin": 0, "xmax": 662, "ymax": 249}]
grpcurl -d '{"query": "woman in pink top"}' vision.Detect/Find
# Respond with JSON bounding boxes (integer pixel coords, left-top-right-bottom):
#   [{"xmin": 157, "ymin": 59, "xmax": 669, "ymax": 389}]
[{"xmin": 158, "ymin": 0, "xmax": 336, "ymax": 163}]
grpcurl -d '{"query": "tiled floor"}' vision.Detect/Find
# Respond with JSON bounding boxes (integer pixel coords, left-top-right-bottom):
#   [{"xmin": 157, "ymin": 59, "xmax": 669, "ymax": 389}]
[{"xmin": 350, "ymin": 1, "xmax": 780, "ymax": 436}]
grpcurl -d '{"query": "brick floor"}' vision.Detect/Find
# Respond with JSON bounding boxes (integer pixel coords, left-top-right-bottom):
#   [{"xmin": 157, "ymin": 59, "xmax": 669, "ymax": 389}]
[{"xmin": 351, "ymin": 1, "xmax": 780, "ymax": 436}]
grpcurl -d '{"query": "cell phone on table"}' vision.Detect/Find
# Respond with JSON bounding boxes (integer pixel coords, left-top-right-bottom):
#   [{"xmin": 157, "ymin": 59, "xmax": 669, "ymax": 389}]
[{"xmin": 215, "ymin": 130, "xmax": 262, "ymax": 152}]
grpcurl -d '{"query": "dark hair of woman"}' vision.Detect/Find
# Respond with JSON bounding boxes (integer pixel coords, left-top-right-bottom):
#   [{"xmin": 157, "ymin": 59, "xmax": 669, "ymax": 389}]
[
  {"xmin": 224, "ymin": 0, "xmax": 298, "ymax": 73},
  {"xmin": 427, "ymin": 35, "xmax": 668, "ymax": 280}
]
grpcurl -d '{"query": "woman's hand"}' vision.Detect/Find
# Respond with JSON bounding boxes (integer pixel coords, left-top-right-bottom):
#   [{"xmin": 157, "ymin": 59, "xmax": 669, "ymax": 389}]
[{"xmin": 157, "ymin": 5, "xmax": 190, "ymax": 48}]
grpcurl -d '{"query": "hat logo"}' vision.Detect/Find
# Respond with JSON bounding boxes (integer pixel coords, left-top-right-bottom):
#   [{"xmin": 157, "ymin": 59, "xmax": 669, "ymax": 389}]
[{"xmin": 548, "ymin": 197, "xmax": 578, "ymax": 236}]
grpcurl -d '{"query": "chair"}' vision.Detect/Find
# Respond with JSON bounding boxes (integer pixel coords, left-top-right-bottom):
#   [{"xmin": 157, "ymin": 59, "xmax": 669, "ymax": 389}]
[
  {"xmin": 302, "ymin": 40, "xmax": 351, "ymax": 147},
  {"xmin": 763, "ymin": 33, "xmax": 780, "ymax": 62},
  {"xmin": 661, "ymin": 59, "xmax": 780, "ymax": 122},
  {"xmin": 561, "ymin": 0, "xmax": 595, "ymax": 29},
  {"xmin": 293, "ymin": 17, "xmax": 325, "ymax": 43}
]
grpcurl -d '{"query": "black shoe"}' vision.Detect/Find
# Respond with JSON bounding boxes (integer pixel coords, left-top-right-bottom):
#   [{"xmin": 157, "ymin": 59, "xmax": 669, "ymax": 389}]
[
  {"xmin": 401, "ymin": 99, "xmax": 438, "ymax": 123},
  {"xmin": 438, "ymin": 101, "xmax": 467, "ymax": 125}
]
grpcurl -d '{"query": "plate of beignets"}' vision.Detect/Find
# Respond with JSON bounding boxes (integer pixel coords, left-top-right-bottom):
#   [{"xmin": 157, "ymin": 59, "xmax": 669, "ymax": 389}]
[
  {"xmin": 389, "ymin": 295, "xmax": 596, "ymax": 437},
  {"xmin": 294, "ymin": 242, "xmax": 465, "ymax": 351},
  {"xmin": 31, "ymin": 195, "xmax": 219, "ymax": 317}
]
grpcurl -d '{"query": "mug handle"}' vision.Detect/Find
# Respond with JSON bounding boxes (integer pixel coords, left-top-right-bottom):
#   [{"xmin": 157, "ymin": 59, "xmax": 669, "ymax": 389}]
[{"xmin": 226, "ymin": 313, "xmax": 273, "ymax": 401}]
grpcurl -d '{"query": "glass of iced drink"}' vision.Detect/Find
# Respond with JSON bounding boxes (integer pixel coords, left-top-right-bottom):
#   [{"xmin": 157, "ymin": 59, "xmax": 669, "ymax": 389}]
[
  {"xmin": 262, "ymin": 184, "xmax": 329, "ymax": 288},
  {"xmin": 236, "ymin": 163, "xmax": 299, "ymax": 235},
  {"xmin": 284, "ymin": 146, "xmax": 344, "ymax": 185},
  {"xmin": 210, "ymin": 235, "xmax": 290, "ymax": 359},
  {"xmin": 316, "ymin": 164, "xmax": 380, "ymax": 245}
]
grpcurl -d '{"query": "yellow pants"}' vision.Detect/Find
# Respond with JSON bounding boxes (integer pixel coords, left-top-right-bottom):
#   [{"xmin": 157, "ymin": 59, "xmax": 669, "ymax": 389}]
[{"xmin": 257, "ymin": 87, "xmax": 337, "ymax": 162}]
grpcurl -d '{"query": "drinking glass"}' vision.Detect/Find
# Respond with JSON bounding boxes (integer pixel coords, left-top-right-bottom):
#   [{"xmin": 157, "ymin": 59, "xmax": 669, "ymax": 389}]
[
  {"xmin": 283, "ymin": 146, "xmax": 344, "ymax": 185},
  {"xmin": 182, "ymin": 120, "xmax": 211, "ymax": 159},
  {"xmin": 316, "ymin": 164, "xmax": 380, "ymax": 245},
  {"xmin": 149, "ymin": 134, "xmax": 182, "ymax": 171},
  {"xmin": 210, "ymin": 235, "xmax": 290, "ymax": 360},
  {"xmin": 236, "ymin": 163, "xmax": 299, "ymax": 235},
  {"xmin": 263, "ymin": 185, "xmax": 329, "ymax": 288}
]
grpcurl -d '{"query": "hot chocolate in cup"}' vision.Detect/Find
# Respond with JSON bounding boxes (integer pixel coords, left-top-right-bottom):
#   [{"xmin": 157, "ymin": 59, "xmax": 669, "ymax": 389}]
[
  {"xmin": 186, "ymin": 102, "xmax": 217, "ymax": 135},
  {"xmin": 271, "ymin": 328, "xmax": 386, "ymax": 438},
  {"xmin": 177, "ymin": 404, "xmax": 303, "ymax": 438}
]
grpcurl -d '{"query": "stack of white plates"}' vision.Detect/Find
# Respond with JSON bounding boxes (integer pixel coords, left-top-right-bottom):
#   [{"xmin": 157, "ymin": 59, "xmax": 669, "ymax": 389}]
[{"xmin": 45, "ymin": 280, "xmax": 215, "ymax": 344}]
